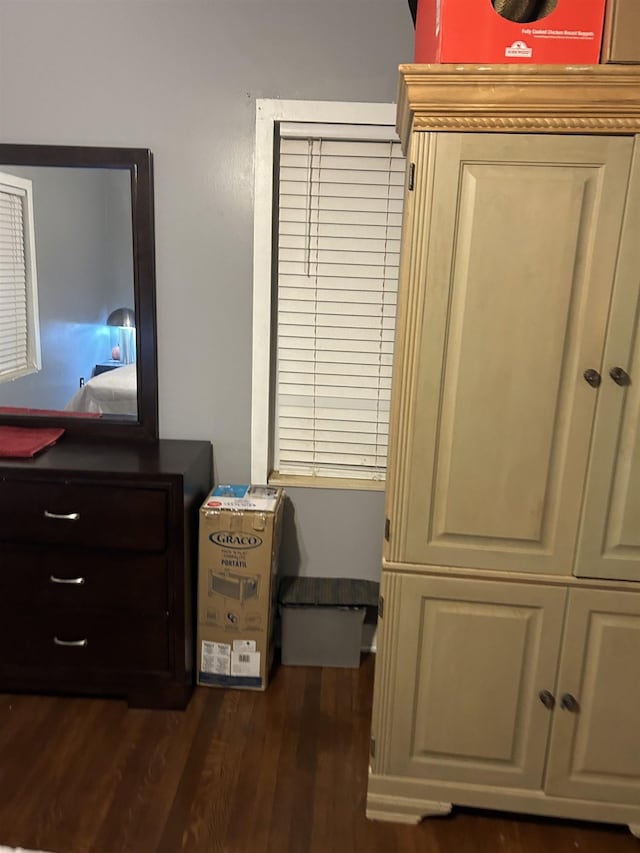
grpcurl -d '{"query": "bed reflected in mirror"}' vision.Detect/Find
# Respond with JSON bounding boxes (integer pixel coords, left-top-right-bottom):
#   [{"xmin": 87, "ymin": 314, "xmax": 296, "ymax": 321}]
[{"xmin": 65, "ymin": 363, "xmax": 138, "ymax": 417}]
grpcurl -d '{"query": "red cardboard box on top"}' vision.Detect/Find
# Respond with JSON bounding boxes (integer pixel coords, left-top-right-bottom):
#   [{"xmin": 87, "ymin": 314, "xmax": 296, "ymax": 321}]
[{"xmin": 415, "ymin": 0, "xmax": 606, "ymax": 64}]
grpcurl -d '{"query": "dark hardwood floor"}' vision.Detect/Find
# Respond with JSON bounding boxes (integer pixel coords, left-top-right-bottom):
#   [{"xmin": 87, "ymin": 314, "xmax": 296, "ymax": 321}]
[{"xmin": 0, "ymin": 655, "xmax": 637, "ymax": 853}]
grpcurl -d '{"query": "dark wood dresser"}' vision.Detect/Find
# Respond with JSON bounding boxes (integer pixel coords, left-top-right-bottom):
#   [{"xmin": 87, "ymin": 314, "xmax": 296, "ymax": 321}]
[{"xmin": 0, "ymin": 437, "xmax": 212, "ymax": 709}]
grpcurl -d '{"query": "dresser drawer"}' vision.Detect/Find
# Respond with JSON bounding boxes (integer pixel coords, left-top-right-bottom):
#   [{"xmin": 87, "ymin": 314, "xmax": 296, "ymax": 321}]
[
  {"xmin": 0, "ymin": 546, "xmax": 169, "ymax": 611},
  {"xmin": 0, "ymin": 607, "xmax": 171, "ymax": 672},
  {"xmin": 0, "ymin": 480, "xmax": 168, "ymax": 551}
]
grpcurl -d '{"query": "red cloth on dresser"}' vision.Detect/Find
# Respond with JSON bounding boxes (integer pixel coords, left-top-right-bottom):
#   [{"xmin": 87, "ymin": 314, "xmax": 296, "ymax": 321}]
[{"xmin": 0, "ymin": 425, "xmax": 65, "ymax": 457}]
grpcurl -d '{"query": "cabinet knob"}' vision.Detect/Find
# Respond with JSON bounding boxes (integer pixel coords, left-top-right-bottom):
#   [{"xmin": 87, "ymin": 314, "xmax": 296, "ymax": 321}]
[
  {"xmin": 583, "ymin": 369, "xmax": 601, "ymax": 388},
  {"xmin": 609, "ymin": 366, "xmax": 631, "ymax": 386},
  {"xmin": 538, "ymin": 689, "xmax": 555, "ymax": 709},
  {"xmin": 560, "ymin": 693, "xmax": 580, "ymax": 712},
  {"xmin": 538, "ymin": 690, "xmax": 556, "ymax": 711}
]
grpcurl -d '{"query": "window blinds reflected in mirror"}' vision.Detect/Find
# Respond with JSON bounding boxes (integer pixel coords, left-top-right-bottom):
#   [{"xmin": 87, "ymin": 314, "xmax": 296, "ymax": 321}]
[{"xmin": 0, "ymin": 171, "xmax": 40, "ymax": 384}]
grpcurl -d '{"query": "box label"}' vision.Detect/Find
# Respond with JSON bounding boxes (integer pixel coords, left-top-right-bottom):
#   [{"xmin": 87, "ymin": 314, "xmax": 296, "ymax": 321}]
[
  {"xmin": 204, "ymin": 484, "xmax": 280, "ymax": 512},
  {"xmin": 209, "ymin": 531, "xmax": 263, "ymax": 550},
  {"xmin": 231, "ymin": 650, "xmax": 261, "ymax": 677},
  {"xmin": 233, "ymin": 639, "xmax": 257, "ymax": 653},
  {"xmin": 201, "ymin": 640, "xmax": 231, "ymax": 675},
  {"xmin": 200, "ymin": 639, "xmax": 261, "ymax": 679},
  {"xmin": 505, "ymin": 39, "xmax": 533, "ymax": 57},
  {"xmin": 212, "ymin": 484, "xmax": 250, "ymax": 498}
]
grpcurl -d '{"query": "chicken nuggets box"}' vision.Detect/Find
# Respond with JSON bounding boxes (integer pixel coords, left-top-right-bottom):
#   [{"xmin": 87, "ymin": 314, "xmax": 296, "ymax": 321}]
[{"xmin": 414, "ymin": 0, "xmax": 606, "ymax": 64}]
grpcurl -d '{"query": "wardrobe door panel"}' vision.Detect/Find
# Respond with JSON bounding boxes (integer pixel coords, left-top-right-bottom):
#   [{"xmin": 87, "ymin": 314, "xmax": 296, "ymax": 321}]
[
  {"xmin": 545, "ymin": 588, "xmax": 640, "ymax": 804},
  {"xmin": 575, "ymin": 140, "xmax": 640, "ymax": 582},
  {"xmin": 389, "ymin": 133, "xmax": 633, "ymax": 574},
  {"xmin": 383, "ymin": 574, "xmax": 566, "ymax": 789}
]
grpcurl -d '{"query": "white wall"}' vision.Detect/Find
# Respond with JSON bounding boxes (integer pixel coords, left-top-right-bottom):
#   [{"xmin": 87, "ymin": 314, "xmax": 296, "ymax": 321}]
[{"xmin": 0, "ymin": 0, "xmax": 414, "ymax": 580}]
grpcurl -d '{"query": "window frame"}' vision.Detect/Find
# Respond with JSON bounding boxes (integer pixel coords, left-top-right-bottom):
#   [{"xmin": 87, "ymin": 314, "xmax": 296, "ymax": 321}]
[
  {"xmin": 251, "ymin": 99, "xmax": 400, "ymax": 489},
  {"xmin": 0, "ymin": 170, "xmax": 41, "ymax": 384}
]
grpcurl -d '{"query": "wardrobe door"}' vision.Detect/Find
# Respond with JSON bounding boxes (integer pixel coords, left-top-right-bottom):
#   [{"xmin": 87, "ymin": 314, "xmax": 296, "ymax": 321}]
[
  {"xmin": 380, "ymin": 573, "xmax": 566, "ymax": 789},
  {"xmin": 574, "ymin": 140, "xmax": 640, "ymax": 583},
  {"xmin": 387, "ymin": 132, "xmax": 633, "ymax": 574},
  {"xmin": 545, "ymin": 587, "xmax": 640, "ymax": 805}
]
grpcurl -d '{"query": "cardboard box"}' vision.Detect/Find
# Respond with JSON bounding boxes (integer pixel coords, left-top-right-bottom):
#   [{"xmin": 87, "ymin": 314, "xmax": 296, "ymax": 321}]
[
  {"xmin": 601, "ymin": 0, "xmax": 640, "ymax": 63},
  {"xmin": 197, "ymin": 485, "xmax": 284, "ymax": 691},
  {"xmin": 415, "ymin": 0, "xmax": 606, "ymax": 64}
]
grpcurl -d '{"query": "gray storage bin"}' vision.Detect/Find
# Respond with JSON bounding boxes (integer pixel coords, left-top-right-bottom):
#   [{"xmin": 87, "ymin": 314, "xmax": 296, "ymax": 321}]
[{"xmin": 278, "ymin": 577, "xmax": 379, "ymax": 668}]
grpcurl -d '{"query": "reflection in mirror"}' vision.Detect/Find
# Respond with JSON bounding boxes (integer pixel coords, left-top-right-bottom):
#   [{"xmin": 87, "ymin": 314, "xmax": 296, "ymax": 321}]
[
  {"xmin": 0, "ymin": 165, "xmax": 136, "ymax": 417},
  {"xmin": 0, "ymin": 145, "xmax": 157, "ymax": 442}
]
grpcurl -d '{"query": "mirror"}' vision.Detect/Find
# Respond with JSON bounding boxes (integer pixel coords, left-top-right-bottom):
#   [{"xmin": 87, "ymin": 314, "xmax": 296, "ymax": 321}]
[{"xmin": 0, "ymin": 144, "xmax": 157, "ymax": 441}]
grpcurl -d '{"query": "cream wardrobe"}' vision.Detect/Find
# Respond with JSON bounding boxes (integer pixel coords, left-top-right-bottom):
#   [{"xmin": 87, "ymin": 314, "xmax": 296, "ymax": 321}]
[{"xmin": 367, "ymin": 65, "xmax": 640, "ymax": 835}]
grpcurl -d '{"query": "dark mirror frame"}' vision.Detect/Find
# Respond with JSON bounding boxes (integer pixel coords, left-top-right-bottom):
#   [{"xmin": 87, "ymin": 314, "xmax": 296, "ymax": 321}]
[{"xmin": 0, "ymin": 144, "xmax": 158, "ymax": 442}]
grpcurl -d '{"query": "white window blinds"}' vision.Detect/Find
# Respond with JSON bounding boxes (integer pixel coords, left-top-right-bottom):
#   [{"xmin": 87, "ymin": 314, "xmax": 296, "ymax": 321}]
[
  {"xmin": 0, "ymin": 171, "xmax": 40, "ymax": 383},
  {"xmin": 274, "ymin": 125, "xmax": 404, "ymax": 481}
]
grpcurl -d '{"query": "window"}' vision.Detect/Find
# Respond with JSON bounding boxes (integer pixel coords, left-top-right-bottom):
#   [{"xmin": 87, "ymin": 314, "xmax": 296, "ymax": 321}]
[
  {"xmin": 0, "ymin": 170, "xmax": 40, "ymax": 382},
  {"xmin": 252, "ymin": 100, "xmax": 404, "ymax": 488}
]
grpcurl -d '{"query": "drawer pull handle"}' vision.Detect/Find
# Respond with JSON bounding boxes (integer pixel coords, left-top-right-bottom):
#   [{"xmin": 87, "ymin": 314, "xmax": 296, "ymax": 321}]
[
  {"xmin": 50, "ymin": 575, "xmax": 85, "ymax": 585},
  {"xmin": 53, "ymin": 637, "xmax": 88, "ymax": 648},
  {"xmin": 44, "ymin": 510, "xmax": 80, "ymax": 522}
]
